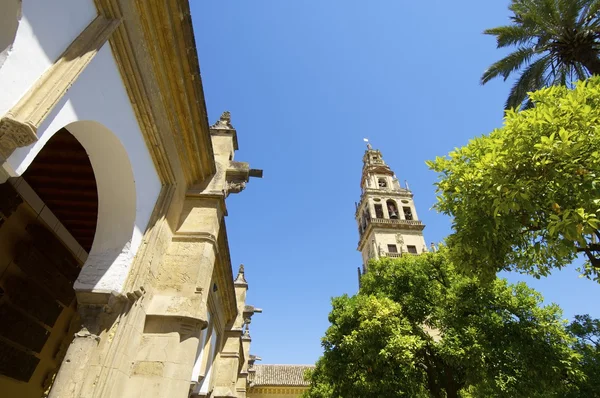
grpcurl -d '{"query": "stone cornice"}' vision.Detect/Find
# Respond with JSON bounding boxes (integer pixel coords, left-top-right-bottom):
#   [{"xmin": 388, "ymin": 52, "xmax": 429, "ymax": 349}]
[
  {"xmin": 357, "ymin": 218, "xmax": 426, "ymax": 251},
  {"xmin": 215, "ymin": 219, "xmax": 237, "ymax": 325},
  {"xmin": 94, "ymin": 0, "xmax": 216, "ymax": 186}
]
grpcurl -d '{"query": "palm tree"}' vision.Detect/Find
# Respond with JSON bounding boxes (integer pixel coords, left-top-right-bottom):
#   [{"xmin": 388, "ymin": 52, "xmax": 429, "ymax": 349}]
[{"xmin": 482, "ymin": 0, "xmax": 600, "ymax": 110}]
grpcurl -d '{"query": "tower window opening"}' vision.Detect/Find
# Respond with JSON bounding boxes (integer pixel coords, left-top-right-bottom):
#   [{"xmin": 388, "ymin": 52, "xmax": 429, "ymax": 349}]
[
  {"xmin": 378, "ymin": 178, "xmax": 387, "ymax": 188},
  {"xmin": 387, "ymin": 200, "xmax": 399, "ymax": 219},
  {"xmin": 374, "ymin": 204, "xmax": 384, "ymax": 219},
  {"xmin": 387, "ymin": 244, "xmax": 398, "ymax": 253},
  {"xmin": 403, "ymin": 206, "xmax": 413, "ymax": 220},
  {"xmin": 407, "ymin": 245, "xmax": 417, "ymax": 254}
]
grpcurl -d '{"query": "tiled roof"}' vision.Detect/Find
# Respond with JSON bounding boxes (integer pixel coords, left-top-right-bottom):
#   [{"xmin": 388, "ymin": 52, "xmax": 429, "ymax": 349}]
[{"xmin": 251, "ymin": 364, "xmax": 315, "ymax": 387}]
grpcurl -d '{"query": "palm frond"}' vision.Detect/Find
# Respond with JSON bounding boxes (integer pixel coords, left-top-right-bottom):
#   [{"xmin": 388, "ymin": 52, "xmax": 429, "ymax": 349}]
[
  {"xmin": 574, "ymin": 62, "xmax": 591, "ymax": 81},
  {"xmin": 485, "ymin": 0, "xmax": 600, "ymax": 110},
  {"xmin": 553, "ymin": 67, "xmax": 568, "ymax": 87},
  {"xmin": 515, "ymin": 0, "xmax": 561, "ymax": 35},
  {"xmin": 484, "ymin": 25, "xmax": 534, "ymax": 48},
  {"xmin": 559, "ymin": 0, "xmax": 583, "ymax": 30},
  {"xmin": 481, "ymin": 47, "xmax": 537, "ymax": 84},
  {"xmin": 578, "ymin": 0, "xmax": 600, "ymax": 26},
  {"xmin": 505, "ymin": 55, "xmax": 551, "ymax": 110}
]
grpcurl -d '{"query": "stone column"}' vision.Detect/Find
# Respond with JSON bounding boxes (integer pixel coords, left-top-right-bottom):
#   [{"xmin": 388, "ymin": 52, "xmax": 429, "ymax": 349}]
[
  {"xmin": 48, "ymin": 298, "xmax": 126, "ymax": 398},
  {"xmin": 128, "ymin": 195, "xmax": 224, "ymax": 397},
  {"xmin": 236, "ymin": 334, "xmax": 251, "ymax": 398},
  {"xmin": 382, "ymin": 201, "xmax": 390, "ymax": 219},
  {"xmin": 48, "ymin": 305, "xmax": 101, "ymax": 398},
  {"xmin": 212, "ymin": 329, "xmax": 242, "ymax": 398}
]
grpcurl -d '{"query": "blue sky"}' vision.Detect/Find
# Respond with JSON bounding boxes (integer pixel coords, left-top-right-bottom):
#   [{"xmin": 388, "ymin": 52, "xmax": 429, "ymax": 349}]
[{"xmin": 191, "ymin": 1, "xmax": 600, "ymax": 365}]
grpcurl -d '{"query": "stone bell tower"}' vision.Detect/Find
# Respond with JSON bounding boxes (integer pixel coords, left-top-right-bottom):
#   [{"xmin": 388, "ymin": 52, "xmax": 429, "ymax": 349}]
[{"xmin": 355, "ymin": 142, "xmax": 427, "ymax": 274}]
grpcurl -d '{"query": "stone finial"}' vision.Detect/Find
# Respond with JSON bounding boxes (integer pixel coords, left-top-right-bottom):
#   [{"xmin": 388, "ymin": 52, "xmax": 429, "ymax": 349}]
[
  {"xmin": 210, "ymin": 111, "xmax": 234, "ymax": 130},
  {"xmin": 234, "ymin": 264, "xmax": 248, "ymax": 286},
  {"xmin": 243, "ymin": 317, "xmax": 251, "ymax": 337}
]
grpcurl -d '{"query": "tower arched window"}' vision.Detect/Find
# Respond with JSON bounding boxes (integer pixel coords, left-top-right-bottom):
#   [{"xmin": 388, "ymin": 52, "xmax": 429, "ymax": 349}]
[
  {"xmin": 378, "ymin": 178, "xmax": 387, "ymax": 188},
  {"xmin": 374, "ymin": 204, "xmax": 384, "ymax": 219},
  {"xmin": 387, "ymin": 200, "xmax": 399, "ymax": 219}
]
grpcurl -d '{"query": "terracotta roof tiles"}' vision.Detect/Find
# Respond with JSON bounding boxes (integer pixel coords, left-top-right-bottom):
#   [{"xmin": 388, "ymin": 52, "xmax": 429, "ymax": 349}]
[{"xmin": 251, "ymin": 364, "xmax": 314, "ymax": 387}]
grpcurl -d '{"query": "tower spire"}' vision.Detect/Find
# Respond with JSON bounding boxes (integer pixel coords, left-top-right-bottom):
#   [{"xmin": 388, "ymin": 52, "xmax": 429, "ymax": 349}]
[{"xmin": 355, "ymin": 145, "xmax": 426, "ymax": 272}]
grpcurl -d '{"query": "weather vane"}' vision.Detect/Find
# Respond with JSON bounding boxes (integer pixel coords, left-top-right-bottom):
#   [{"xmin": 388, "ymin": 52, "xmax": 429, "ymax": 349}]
[{"xmin": 363, "ymin": 138, "xmax": 372, "ymax": 150}]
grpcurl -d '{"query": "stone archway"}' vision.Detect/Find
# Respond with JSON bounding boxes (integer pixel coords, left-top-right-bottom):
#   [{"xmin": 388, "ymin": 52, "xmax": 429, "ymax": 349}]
[
  {"xmin": 0, "ymin": 121, "xmax": 137, "ymax": 397},
  {"xmin": 64, "ymin": 120, "xmax": 137, "ymax": 296},
  {"xmin": 0, "ymin": 128, "xmax": 97, "ymax": 397}
]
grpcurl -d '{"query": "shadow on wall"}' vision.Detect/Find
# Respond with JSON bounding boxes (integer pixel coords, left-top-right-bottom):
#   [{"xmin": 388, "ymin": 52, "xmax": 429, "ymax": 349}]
[
  {"xmin": 0, "ymin": 0, "xmax": 21, "ymax": 69},
  {"xmin": 2, "ymin": 0, "xmax": 99, "ymax": 72}
]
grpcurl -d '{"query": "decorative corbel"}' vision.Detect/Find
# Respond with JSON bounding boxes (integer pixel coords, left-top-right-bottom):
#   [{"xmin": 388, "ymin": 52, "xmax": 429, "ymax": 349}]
[{"xmin": 225, "ymin": 160, "xmax": 262, "ymax": 197}]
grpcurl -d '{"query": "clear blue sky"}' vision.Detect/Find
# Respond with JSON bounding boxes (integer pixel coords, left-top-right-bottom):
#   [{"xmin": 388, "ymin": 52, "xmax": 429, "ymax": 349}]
[{"xmin": 191, "ymin": 1, "xmax": 600, "ymax": 365}]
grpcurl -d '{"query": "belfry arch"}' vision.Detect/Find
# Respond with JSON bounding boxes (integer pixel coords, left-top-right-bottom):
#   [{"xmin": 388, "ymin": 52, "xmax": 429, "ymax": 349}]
[{"xmin": 0, "ymin": 121, "xmax": 137, "ymax": 397}]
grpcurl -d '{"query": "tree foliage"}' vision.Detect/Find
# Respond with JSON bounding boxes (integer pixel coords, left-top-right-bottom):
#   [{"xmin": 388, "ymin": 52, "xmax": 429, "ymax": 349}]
[
  {"xmin": 303, "ymin": 252, "xmax": 581, "ymax": 398},
  {"xmin": 428, "ymin": 78, "xmax": 600, "ymax": 281},
  {"xmin": 565, "ymin": 315, "xmax": 600, "ymax": 397},
  {"xmin": 482, "ymin": 0, "xmax": 600, "ymax": 110}
]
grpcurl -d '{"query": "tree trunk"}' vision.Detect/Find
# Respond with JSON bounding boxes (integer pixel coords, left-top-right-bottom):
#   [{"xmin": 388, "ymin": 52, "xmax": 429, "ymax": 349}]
[
  {"xmin": 423, "ymin": 354, "xmax": 443, "ymax": 398},
  {"xmin": 444, "ymin": 364, "xmax": 460, "ymax": 398}
]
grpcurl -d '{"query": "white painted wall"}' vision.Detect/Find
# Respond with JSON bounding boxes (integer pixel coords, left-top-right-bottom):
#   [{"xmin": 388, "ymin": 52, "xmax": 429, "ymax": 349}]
[
  {"xmin": 0, "ymin": 0, "xmax": 96, "ymax": 114},
  {"xmin": 2, "ymin": 0, "xmax": 162, "ymax": 294},
  {"xmin": 199, "ymin": 325, "xmax": 219, "ymax": 395}
]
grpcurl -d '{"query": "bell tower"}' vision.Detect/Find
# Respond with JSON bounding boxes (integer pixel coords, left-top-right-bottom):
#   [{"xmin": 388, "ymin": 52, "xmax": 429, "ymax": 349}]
[{"xmin": 355, "ymin": 142, "xmax": 427, "ymax": 273}]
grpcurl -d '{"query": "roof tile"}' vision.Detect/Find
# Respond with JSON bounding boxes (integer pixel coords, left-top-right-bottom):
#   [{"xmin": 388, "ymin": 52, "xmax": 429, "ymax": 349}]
[{"xmin": 251, "ymin": 364, "xmax": 315, "ymax": 387}]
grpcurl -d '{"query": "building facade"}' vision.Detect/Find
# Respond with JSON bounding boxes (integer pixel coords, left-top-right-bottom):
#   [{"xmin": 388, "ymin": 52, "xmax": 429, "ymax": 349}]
[
  {"xmin": 0, "ymin": 1, "xmax": 261, "ymax": 397},
  {"xmin": 355, "ymin": 143, "xmax": 427, "ymax": 274}
]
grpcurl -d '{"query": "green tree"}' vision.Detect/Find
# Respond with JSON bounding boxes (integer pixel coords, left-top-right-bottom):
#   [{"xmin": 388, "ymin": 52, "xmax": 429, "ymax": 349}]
[
  {"xmin": 428, "ymin": 78, "xmax": 600, "ymax": 281},
  {"xmin": 303, "ymin": 251, "xmax": 581, "ymax": 398},
  {"xmin": 565, "ymin": 315, "xmax": 600, "ymax": 397},
  {"xmin": 482, "ymin": 0, "xmax": 600, "ymax": 110}
]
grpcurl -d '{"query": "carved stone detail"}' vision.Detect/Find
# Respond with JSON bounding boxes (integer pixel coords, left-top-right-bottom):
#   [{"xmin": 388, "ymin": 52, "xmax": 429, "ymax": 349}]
[
  {"xmin": 226, "ymin": 180, "xmax": 246, "ymax": 195},
  {"xmin": 0, "ymin": 118, "xmax": 37, "ymax": 158},
  {"xmin": 180, "ymin": 320, "xmax": 200, "ymax": 339},
  {"xmin": 210, "ymin": 111, "xmax": 234, "ymax": 130}
]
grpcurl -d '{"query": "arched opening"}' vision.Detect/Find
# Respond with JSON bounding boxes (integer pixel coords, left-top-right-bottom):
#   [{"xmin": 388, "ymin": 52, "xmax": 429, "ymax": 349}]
[
  {"xmin": 0, "ymin": 129, "xmax": 97, "ymax": 396},
  {"xmin": 0, "ymin": 0, "xmax": 21, "ymax": 69},
  {"xmin": 387, "ymin": 199, "xmax": 399, "ymax": 219},
  {"xmin": 378, "ymin": 178, "xmax": 387, "ymax": 188},
  {"xmin": 65, "ymin": 121, "xmax": 136, "ymax": 294},
  {"xmin": 403, "ymin": 206, "xmax": 414, "ymax": 220},
  {"xmin": 0, "ymin": 122, "xmax": 137, "ymax": 397},
  {"xmin": 374, "ymin": 203, "xmax": 384, "ymax": 219},
  {"xmin": 23, "ymin": 129, "xmax": 98, "ymax": 251}
]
